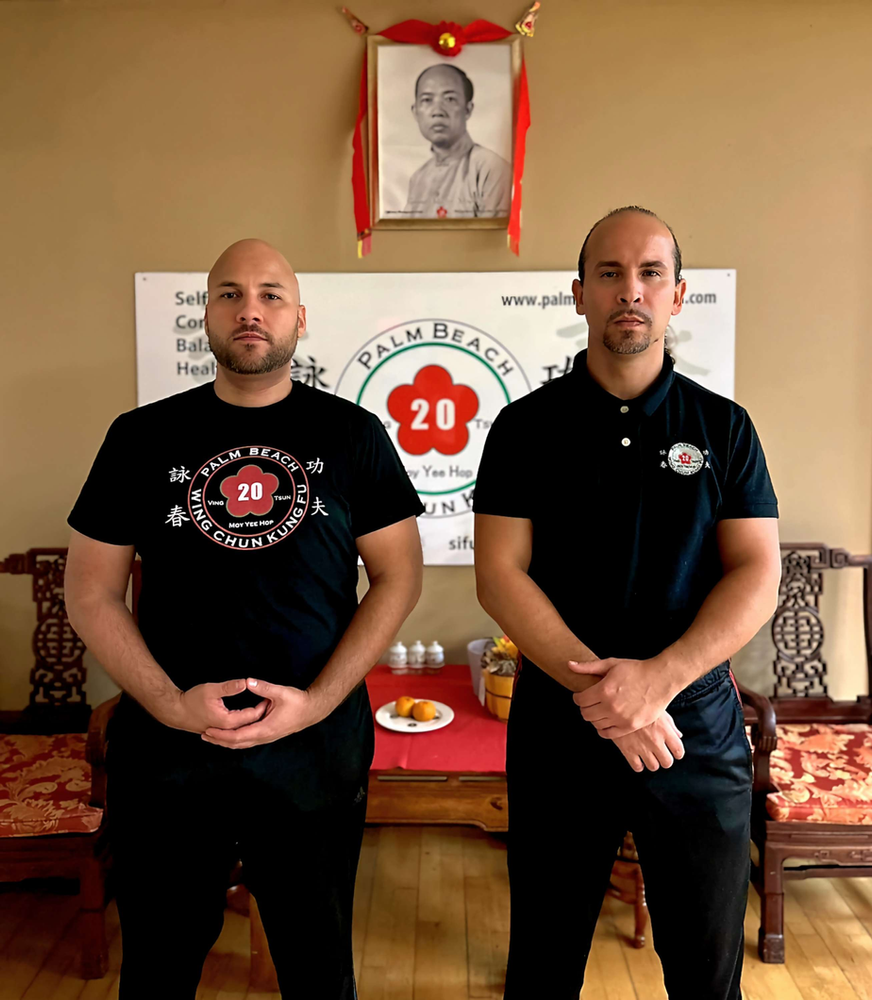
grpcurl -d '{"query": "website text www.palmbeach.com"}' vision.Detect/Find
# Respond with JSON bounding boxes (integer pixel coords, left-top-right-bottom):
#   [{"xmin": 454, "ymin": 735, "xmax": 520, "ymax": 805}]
[{"xmin": 499, "ymin": 291, "xmax": 718, "ymax": 309}]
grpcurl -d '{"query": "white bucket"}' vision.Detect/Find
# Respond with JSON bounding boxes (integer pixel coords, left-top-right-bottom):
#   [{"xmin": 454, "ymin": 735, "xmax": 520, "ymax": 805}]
[{"xmin": 467, "ymin": 638, "xmax": 490, "ymax": 705}]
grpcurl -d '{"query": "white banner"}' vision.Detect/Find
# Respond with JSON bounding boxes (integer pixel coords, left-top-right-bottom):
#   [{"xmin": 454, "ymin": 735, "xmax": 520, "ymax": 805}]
[{"xmin": 135, "ymin": 270, "xmax": 735, "ymax": 564}]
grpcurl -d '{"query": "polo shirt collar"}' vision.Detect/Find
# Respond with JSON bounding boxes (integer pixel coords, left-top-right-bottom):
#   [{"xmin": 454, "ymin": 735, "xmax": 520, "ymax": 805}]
[{"xmin": 572, "ymin": 348, "xmax": 675, "ymax": 417}]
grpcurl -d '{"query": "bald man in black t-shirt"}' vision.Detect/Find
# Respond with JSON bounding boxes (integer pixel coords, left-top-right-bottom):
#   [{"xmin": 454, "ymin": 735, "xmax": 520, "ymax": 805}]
[{"xmin": 66, "ymin": 240, "xmax": 424, "ymax": 999}]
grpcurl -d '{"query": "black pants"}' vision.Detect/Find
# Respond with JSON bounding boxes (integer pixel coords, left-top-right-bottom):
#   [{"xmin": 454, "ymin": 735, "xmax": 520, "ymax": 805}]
[
  {"xmin": 107, "ymin": 738, "xmax": 367, "ymax": 1000},
  {"xmin": 503, "ymin": 663, "xmax": 752, "ymax": 1000}
]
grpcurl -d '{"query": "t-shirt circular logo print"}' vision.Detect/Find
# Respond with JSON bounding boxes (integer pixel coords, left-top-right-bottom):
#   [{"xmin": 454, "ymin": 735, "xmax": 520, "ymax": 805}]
[
  {"xmin": 667, "ymin": 442, "xmax": 704, "ymax": 476},
  {"xmin": 186, "ymin": 447, "xmax": 309, "ymax": 550}
]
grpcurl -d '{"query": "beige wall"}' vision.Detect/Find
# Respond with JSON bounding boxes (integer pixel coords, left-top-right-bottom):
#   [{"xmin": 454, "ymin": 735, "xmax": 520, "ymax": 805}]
[{"xmin": 2, "ymin": 0, "xmax": 871, "ymax": 709}]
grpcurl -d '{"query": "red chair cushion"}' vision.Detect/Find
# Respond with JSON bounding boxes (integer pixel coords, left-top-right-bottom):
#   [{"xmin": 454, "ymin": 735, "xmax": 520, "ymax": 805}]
[
  {"xmin": 0, "ymin": 734, "xmax": 103, "ymax": 837},
  {"xmin": 763, "ymin": 723, "xmax": 872, "ymax": 824}
]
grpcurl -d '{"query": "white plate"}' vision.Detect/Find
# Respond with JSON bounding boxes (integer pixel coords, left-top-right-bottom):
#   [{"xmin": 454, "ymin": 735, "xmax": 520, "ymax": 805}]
[{"xmin": 375, "ymin": 700, "xmax": 455, "ymax": 734}]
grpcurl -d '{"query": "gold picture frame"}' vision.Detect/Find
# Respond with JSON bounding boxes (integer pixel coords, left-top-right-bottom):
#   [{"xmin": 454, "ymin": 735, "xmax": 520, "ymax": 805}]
[{"xmin": 367, "ymin": 34, "xmax": 522, "ymax": 231}]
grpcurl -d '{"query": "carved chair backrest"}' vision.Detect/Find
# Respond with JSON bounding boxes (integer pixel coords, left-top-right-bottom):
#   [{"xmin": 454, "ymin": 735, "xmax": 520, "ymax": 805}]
[
  {"xmin": 4, "ymin": 544, "xmax": 869, "ymax": 726},
  {"xmin": 0, "ymin": 548, "xmax": 89, "ymax": 729},
  {"xmin": 771, "ymin": 543, "xmax": 872, "ymax": 723}
]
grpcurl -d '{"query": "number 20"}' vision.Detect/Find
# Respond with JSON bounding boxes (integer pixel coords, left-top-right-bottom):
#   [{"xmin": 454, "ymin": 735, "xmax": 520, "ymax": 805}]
[
  {"xmin": 237, "ymin": 482, "xmax": 263, "ymax": 501},
  {"xmin": 410, "ymin": 398, "xmax": 456, "ymax": 431}
]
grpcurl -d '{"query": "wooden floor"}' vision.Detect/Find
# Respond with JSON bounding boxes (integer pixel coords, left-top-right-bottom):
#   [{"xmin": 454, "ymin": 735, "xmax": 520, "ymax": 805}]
[{"xmin": 2, "ymin": 825, "xmax": 872, "ymax": 999}]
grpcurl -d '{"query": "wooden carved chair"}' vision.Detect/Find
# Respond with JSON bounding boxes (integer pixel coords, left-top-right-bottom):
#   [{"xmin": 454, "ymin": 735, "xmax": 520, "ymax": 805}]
[
  {"xmin": 739, "ymin": 542, "xmax": 872, "ymax": 963},
  {"xmin": 0, "ymin": 548, "xmax": 114, "ymax": 978},
  {"xmin": 0, "ymin": 552, "xmax": 273, "ymax": 984}
]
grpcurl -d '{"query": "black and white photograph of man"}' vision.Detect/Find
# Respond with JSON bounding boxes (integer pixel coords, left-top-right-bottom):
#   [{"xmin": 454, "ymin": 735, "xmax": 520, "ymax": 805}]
[{"xmin": 376, "ymin": 44, "xmax": 514, "ymax": 223}]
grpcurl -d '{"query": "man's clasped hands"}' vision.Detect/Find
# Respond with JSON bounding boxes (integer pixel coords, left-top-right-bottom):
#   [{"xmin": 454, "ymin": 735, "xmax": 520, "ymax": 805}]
[
  {"xmin": 568, "ymin": 657, "xmax": 686, "ymax": 772},
  {"xmin": 160, "ymin": 678, "xmax": 328, "ymax": 750}
]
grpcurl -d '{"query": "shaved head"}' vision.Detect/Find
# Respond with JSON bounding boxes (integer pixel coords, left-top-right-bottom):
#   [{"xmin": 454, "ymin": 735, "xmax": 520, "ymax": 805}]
[
  {"xmin": 204, "ymin": 238, "xmax": 305, "ymax": 378},
  {"xmin": 207, "ymin": 238, "xmax": 300, "ymax": 302}
]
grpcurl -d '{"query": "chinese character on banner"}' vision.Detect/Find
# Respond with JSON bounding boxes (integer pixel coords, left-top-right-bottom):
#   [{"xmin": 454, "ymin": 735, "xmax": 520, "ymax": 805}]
[
  {"xmin": 168, "ymin": 466, "xmax": 191, "ymax": 483},
  {"xmin": 292, "ymin": 356, "xmax": 330, "ymax": 389},
  {"xmin": 541, "ymin": 356, "xmax": 574, "ymax": 384},
  {"xmin": 312, "ymin": 497, "xmax": 329, "ymax": 516}
]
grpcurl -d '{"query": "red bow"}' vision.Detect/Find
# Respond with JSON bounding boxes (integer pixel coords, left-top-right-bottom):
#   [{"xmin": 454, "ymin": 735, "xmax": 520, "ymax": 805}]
[
  {"xmin": 431, "ymin": 21, "xmax": 466, "ymax": 56},
  {"xmin": 379, "ymin": 18, "xmax": 513, "ymax": 56}
]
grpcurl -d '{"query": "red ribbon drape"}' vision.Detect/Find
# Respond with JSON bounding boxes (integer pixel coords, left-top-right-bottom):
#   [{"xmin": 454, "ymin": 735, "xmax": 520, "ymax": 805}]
[
  {"xmin": 351, "ymin": 18, "xmax": 530, "ymax": 257},
  {"xmin": 352, "ymin": 51, "xmax": 371, "ymax": 257},
  {"xmin": 507, "ymin": 58, "xmax": 530, "ymax": 255}
]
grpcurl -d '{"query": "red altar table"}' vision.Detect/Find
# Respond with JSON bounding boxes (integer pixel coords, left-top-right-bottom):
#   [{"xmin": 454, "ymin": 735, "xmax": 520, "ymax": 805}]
[
  {"xmin": 365, "ymin": 664, "xmax": 509, "ymax": 831},
  {"xmin": 363, "ymin": 666, "xmax": 649, "ymax": 946}
]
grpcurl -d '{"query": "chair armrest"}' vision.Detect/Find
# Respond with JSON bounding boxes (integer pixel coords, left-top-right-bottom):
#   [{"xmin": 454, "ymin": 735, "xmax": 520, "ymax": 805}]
[
  {"xmin": 737, "ymin": 682, "xmax": 777, "ymax": 752},
  {"xmin": 737, "ymin": 681, "xmax": 777, "ymax": 798},
  {"xmin": 87, "ymin": 694, "xmax": 120, "ymax": 809}
]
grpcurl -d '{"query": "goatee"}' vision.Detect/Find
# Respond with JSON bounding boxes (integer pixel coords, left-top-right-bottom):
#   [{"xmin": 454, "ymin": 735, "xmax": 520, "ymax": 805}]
[{"xmin": 602, "ymin": 328, "xmax": 653, "ymax": 355}]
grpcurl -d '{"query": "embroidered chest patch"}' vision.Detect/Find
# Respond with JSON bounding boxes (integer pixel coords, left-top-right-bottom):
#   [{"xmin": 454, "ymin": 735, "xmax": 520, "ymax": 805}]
[{"xmin": 667, "ymin": 442, "xmax": 705, "ymax": 476}]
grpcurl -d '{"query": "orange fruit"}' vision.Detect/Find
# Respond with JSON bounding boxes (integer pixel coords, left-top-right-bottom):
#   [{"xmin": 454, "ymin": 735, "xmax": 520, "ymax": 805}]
[
  {"xmin": 395, "ymin": 696, "xmax": 416, "ymax": 718},
  {"xmin": 412, "ymin": 700, "xmax": 437, "ymax": 722}
]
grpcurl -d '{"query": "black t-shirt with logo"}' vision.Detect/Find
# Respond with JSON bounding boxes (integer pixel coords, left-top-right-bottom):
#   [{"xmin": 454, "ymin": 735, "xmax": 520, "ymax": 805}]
[
  {"xmin": 69, "ymin": 381, "xmax": 424, "ymax": 806},
  {"xmin": 474, "ymin": 350, "xmax": 778, "ymax": 700}
]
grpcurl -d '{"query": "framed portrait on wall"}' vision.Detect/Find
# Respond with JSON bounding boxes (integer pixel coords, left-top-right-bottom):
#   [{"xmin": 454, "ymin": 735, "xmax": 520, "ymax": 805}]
[{"xmin": 368, "ymin": 34, "xmax": 521, "ymax": 230}]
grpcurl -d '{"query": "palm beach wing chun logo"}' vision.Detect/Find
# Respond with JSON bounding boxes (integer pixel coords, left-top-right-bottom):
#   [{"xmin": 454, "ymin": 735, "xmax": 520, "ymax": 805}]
[
  {"xmin": 186, "ymin": 447, "xmax": 309, "ymax": 549},
  {"xmin": 667, "ymin": 442, "xmax": 705, "ymax": 476},
  {"xmin": 335, "ymin": 320, "xmax": 530, "ymax": 518}
]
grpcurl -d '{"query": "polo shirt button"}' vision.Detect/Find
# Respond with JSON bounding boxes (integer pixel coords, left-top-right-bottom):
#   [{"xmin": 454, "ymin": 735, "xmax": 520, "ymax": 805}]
[
  {"xmin": 621, "ymin": 437, "xmax": 631, "ymax": 447},
  {"xmin": 620, "ymin": 406, "xmax": 629, "ymax": 413}
]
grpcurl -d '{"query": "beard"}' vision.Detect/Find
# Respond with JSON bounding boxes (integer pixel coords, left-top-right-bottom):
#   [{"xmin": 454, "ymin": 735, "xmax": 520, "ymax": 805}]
[{"xmin": 208, "ymin": 322, "xmax": 298, "ymax": 375}]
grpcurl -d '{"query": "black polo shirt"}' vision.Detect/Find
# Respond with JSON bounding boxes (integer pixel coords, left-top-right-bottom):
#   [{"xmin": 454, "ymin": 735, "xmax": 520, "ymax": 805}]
[{"xmin": 474, "ymin": 349, "xmax": 778, "ymax": 670}]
